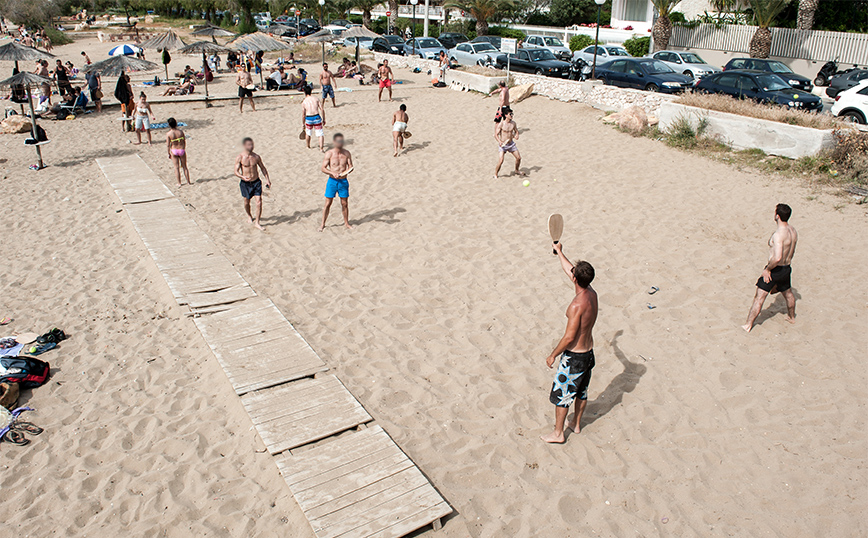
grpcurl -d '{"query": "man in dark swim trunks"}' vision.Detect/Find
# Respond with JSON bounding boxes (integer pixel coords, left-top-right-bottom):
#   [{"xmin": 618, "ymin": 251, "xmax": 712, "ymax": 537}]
[
  {"xmin": 541, "ymin": 242, "xmax": 598, "ymax": 444},
  {"xmin": 233, "ymin": 137, "xmax": 271, "ymax": 230},
  {"xmin": 743, "ymin": 203, "xmax": 798, "ymax": 332}
]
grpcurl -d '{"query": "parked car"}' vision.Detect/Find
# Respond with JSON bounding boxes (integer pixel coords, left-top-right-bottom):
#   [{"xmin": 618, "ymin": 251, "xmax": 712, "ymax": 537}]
[
  {"xmin": 495, "ymin": 48, "xmax": 570, "ymax": 77},
  {"xmin": 267, "ymin": 23, "xmax": 296, "ymax": 37},
  {"xmin": 372, "ymin": 35, "xmax": 405, "ymax": 55},
  {"xmin": 299, "ymin": 18, "xmax": 321, "ymax": 34},
  {"xmin": 573, "ymin": 44, "xmax": 630, "ymax": 64},
  {"xmin": 330, "ymin": 19, "xmax": 352, "ymax": 28},
  {"xmin": 695, "ymin": 70, "xmax": 823, "ymax": 111},
  {"xmin": 523, "ymin": 34, "xmax": 571, "ymax": 61},
  {"xmin": 471, "ymin": 35, "xmax": 504, "ymax": 51},
  {"xmin": 830, "ymin": 79, "xmax": 868, "ymax": 123},
  {"xmin": 322, "ymin": 24, "xmax": 347, "ymax": 36},
  {"xmin": 403, "ymin": 37, "xmax": 447, "ymax": 59},
  {"xmin": 343, "ymin": 36, "xmax": 374, "ymax": 49},
  {"xmin": 648, "ymin": 50, "xmax": 721, "ymax": 81},
  {"xmin": 437, "ymin": 32, "xmax": 468, "ymax": 50},
  {"xmin": 274, "ymin": 15, "xmax": 292, "ymax": 23},
  {"xmin": 449, "ymin": 41, "xmax": 505, "ymax": 66},
  {"xmin": 723, "ymin": 58, "xmax": 812, "ymax": 92},
  {"xmin": 825, "ymin": 69, "xmax": 868, "ymax": 98},
  {"xmin": 595, "ymin": 58, "xmax": 692, "ymax": 93}
]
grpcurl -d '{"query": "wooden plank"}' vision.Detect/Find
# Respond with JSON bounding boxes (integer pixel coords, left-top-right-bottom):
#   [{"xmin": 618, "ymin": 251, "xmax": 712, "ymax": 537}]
[
  {"xmin": 96, "ymin": 155, "xmax": 174, "ymax": 204},
  {"xmin": 279, "ymin": 427, "xmax": 392, "ymax": 484},
  {"xmin": 318, "ymin": 486, "xmax": 447, "ymax": 538},
  {"xmin": 304, "ymin": 467, "xmax": 429, "ymax": 519},
  {"xmin": 361, "ymin": 503, "xmax": 452, "ymax": 538}
]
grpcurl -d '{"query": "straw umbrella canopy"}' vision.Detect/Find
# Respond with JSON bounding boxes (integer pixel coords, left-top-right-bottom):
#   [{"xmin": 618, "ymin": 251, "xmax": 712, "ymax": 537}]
[
  {"xmin": 301, "ymin": 28, "xmax": 341, "ymax": 63},
  {"xmin": 138, "ymin": 30, "xmax": 187, "ymax": 51},
  {"xmin": 82, "ymin": 55, "xmax": 160, "ymax": 77},
  {"xmin": 0, "ymin": 72, "xmax": 52, "ymax": 169},
  {"xmin": 192, "ymin": 25, "xmax": 237, "ymax": 43},
  {"xmin": 0, "ymin": 41, "xmax": 55, "ymax": 71},
  {"xmin": 341, "ymin": 26, "xmax": 380, "ymax": 64},
  {"xmin": 178, "ymin": 41, "xmax": 233, "ymax": 103},
  {"xmin": 229, "ymin": 32, "xmax": 289, "ymax": 52}
]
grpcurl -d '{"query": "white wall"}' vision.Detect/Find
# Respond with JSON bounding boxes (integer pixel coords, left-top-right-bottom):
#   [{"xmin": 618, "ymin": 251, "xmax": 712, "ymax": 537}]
[{"xmin": 668, "ymin": 46, "xmax": 823, "ymax": 79}]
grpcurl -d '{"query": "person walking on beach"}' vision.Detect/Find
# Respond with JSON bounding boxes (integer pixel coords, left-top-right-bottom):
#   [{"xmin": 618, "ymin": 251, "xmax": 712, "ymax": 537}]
[
  {"xmin": 391, "ymin": 104, "xmax": 409, "ymax": 157},
  {"xmin": 302, "ymin": 85, "xmax": 326, "ymax": 152},
  {"xmin": 378, "ymin": 60, "xmax": 393, "ymax": 102},
  {"xmin": 494, "ymin": 106, "xmax": 524, "ymax": 178},
  {"xmin": 234, "ymin": 138, "xmax": 271, "ymax": 230},
  {"xmin": 133, "ymin": 92, "xmax": 156, "ymax": 145},
  {"xmin": 541, "ymin": 242, "xmax": 598, "ymax": 444},
  {"xmin": 438, "ymin": 51, "xmax": 448, "ymax": 82},
  {"xmin": 236, "ymin": 68, "xmax": 256, "ymax": 113},
  {"xmin": 166, "ymin": 117, "xmax": 191, "ymax": 187},
  {"xmin": 319, "ymin": 133, "xmax": 353, "ymax": 232},
  {"xmin": 320, "ymin": 63, "xmax": 337, "ymax": 107},
  {"xmin": 85, "ymin": 68, "xmax": 102, "ymax": 112},
  {"xmin": 742, "ymin": 203, "xmax": 798, "ymax": 332}
]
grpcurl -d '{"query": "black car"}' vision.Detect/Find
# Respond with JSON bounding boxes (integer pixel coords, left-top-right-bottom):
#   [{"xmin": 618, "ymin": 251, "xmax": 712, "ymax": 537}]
[
  {"xmin": 826, "ymin": 69, "xmax": 868, "ymax": 98},
  {"xmin": 695, "ymin": 70, "xmax": 823, "ymax": 111},
  {"xmin": 438, "ymin": 32, "xmax": 469, "ymax": 49},
  {"xmin": 372, "ymin": 35, "xmax": 405, "ymax": 55},
  {"xmin": 330, "ymin": 19, "xmax": 352, "ymax": 28},
  {"xmin": 298, "ymin": 18, "xmax": 320, "ymax": 35},
  {"xmin": 495, "ymin": 48, "xmax": 569, "ymax": 77},
  {"xmin": 595, "ymin": 58, "xmax": 692, "ymax": 93},
  {"xmin": 472, "ymin": 35, "xmax": 503, "ymax": 51},
  {"xmin": 723, "ymin": 58, "xmax": 812, "ymax": 92}
]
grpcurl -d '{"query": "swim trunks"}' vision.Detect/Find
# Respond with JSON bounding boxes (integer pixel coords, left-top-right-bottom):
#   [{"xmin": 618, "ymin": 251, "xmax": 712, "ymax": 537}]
[
  {"xmin": 324, "ymin": 176, "xmax": 349, "ymax": 199},
  {"xmin": 756, "ymin": 265, "xmax": 792, "ymax": 294},
  {"xmin": 499, "ymin": 140, "xmax": 518, "ymax": 153},
  {"xmin": 549, "ymin": 349, "xmax": 595, "ymax": 408},
  {"xmin": 305, "ymin": 114, "xmax": 324, "ymax": 137},
  {"xmin": 379, "ymin": 79, "xmax": 392, "ymax": 89},
  {"xmin": 238, "ymin": 86, "xmax": 254, "ymax": 98},
  {"xmin": 239, "ymin": 179, "xmax": 262, "ymax": 199},
  {"xmin": 321, "ymin": 84, "xmax": 334, "ymax": 99},
  {"xmin": 393, "ymin": 121, "xmax": 407, "ymax": 132}
]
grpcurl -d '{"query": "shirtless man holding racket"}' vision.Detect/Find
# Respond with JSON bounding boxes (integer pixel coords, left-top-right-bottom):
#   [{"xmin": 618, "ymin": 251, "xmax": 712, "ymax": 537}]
[
  {"xmin": 494, "ymin": 106, "xmax": 524, "ymax": 179},
  {"xmin": 319, "ymin": 133, "xmax": 354, "ymax": 231},
  {"xmin": 234, "ymin": 137, "xmax": 271, "ymax": 230}
]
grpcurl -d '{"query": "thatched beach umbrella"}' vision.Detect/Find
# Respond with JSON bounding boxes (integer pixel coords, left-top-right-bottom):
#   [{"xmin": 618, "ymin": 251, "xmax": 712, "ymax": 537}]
[
  {"xmin": 138, "ymin": 31, "xmax": 186, "ymax": 80},
  {"xmin": 229, "ymin": 32, "xmax": 288, "ymax": 52},
  {"xmin": 178, "ymin": 41, "xmax": 233, "ymax": 104},
  {"xmin": 83, "ymin": 55, "xmax": 160, "ymax": 77},
  {"xmin": 192, "ymin": 25, "xmax": 236, "ymax": 43},
  {"xmin": 0, "ymin": 41, "xmax": 55, "ymax": 71},
  {"xmin": 0, "ymin": 72, "xmax": 52, "ymax": 169},
  {"xmin": 341, "ymin": 26, "xmax": 380, "ymax": 64},
  {"xmin": 302, "ymin": 28, "xmax": 340, "ymax": 63}
]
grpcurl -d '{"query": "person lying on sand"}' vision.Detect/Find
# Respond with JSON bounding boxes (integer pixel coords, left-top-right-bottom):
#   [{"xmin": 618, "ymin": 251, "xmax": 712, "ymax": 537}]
[
  {"xmin": 494, "ymin": 107, "xmax": 524, "ymax": 179},
  {"xmin": 234, "ymin": 137, "xmax": 271, "ymax": 230},
  {"xmin": 541, "ymin": 243, "xmax": 598, "ymax": 444}
]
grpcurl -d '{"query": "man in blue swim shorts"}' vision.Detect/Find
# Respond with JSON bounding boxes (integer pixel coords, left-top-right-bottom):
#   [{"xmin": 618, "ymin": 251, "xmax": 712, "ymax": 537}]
[
  {"xmin": 541, "ymin": 242, "xmax": 598, "ymax": 444},
  {"xmin": 233, "ymin": 137, "xmax": 271, "ymax": 230},
  {"xmin": 320, "ymin": 63, "xmax": 337, "ymax": 107},
  {"xmin": 302, "ymin": 85, "xmax": 326, "ymax": 152},
  {"xmin": 319, "ymin": 133, "xmax": 354, "ymax": 232}
]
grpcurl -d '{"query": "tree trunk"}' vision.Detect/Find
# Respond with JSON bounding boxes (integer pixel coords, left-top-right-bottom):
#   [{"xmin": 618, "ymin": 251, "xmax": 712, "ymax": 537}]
[
  {"xmin": 749, "ymin": 26, "xmax": 772, "ymax": 58},
  {"xmin": 388, "ymin": 0, "xmax": 398, "ymax": 34},
  {"xmin": 797, "ymin": 0, "xmax": 818, "ymax": 30},
  {"xmin": 476, "ymin": 18, "xmax": 487, "ymax": 37},
  {"xmin": 363, "ymin": 10, "xmax": 372, "ymax": 28},
  {"xmin": 651, "ymin": 15, "xmax": 671, "ymax": 52}
]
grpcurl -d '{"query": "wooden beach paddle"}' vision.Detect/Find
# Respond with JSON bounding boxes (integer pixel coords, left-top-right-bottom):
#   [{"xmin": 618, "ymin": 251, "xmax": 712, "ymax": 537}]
[
  {"xmin": 298, "ymin": 129, "xmax": 306, "ymax": 140},
  {"xmin": 402, "ymin": 131, "xmax": 412, "ymax": 138},
  {"xmin": 548, "ymin": 213, "xmax": 564, "ymax": 255}
]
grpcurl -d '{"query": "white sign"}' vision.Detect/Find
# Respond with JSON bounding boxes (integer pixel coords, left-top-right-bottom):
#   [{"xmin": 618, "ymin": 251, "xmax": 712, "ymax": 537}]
[{"xmin": 501, "ymin": 37, "xmax": 517, "ymax": 55}]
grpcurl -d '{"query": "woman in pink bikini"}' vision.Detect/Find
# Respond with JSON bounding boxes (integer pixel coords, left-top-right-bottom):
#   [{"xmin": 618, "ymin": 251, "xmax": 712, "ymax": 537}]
[{"xmin": 165, "ymin": 117, "xmax": 191, "ymax": 187}]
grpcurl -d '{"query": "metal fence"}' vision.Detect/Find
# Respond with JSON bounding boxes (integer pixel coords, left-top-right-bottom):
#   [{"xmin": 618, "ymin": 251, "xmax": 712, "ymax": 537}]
[{"xmin": 670, "ymin": 23, "xmax": 868, "ymax": 65}]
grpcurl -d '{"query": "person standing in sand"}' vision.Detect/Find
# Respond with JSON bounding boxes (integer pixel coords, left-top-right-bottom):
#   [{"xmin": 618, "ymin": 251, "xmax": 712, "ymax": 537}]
[
  {"xmin": 391, "ymin": 104, "xmax": 409, "ymax": 157},
  {"xmin": 319, "ymin": 133, "xmax": 353, "ymax": 231},
  {"xmin": 236, "ymin": 68, "xmax": 256, "ymax": 113},
  {"xmin": 742, "ymin": 203, "xmax": 798, "ymax": 332},
  {"xmin": 320, "ymin": 63, "xmax": 337, "ymax": 107},
  {"xmin": 541, "ymin": 243, "xmax": 598, "ymax": 444},
  {"xmin": 166, "ymin": 117, "xmax": 191, "ymax": 187},
  {"xmin": 494, "ymin": 107, "xmax": 524, "ymax": 178},
  {"xmin": 378, "ymin": 60, "xmax": 394, "ymax": 101},
  {"xmin": 489, "ymin": 81, "xmax": 510, "ymax": 119},
  {"xmin": 133, "ymin": 92, "xmax": 156, "ymax": 145},
  {"xmin": 234, "ymin": 137, "xmax": 271, "ymax": 230},
  {"xmin": 302, "ymin": 85, "xmax": 326, "ymax": 152}
]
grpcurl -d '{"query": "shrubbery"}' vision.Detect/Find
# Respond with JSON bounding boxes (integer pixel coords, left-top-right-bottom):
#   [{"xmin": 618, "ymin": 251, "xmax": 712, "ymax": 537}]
[
  {"xmin": 486, "ymin": 26, "xmax": 526, "ymax": 39},
  {"xmin": 568, "ymin": 34, "xmax": 594, "ymax": 51},
  {"xmin": 45, "ymin": 28, "xmax": 72, "ymax": 46},
  {"xmin": 623, "ymin": 35, "xmax": 650, "ymax": 57}
]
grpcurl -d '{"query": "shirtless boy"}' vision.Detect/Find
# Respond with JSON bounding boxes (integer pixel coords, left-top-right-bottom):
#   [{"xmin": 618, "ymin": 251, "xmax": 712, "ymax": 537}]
[
  {"xmin": 742, "ymin": 203, "xmax": 798, "ymax": 332},
  {"xmin": 494, "ymin": 107, "xmax": 524, "ymax": 178},
  {"xmin": 542, "ymin": 243, "xmax": 598, "ymax": 444},
  {"xmin": 319, "ymin": 133, "xmax": 354, "ymax": 231},
  {"xmin": 378, "ymin": 60, "xmax": 394, "ymax": 102},
  {"xmin": 233, "ymin": 137, "xmax": 271, "ymax": 230},
  {"xmin": 490, "ymin": 81, "xmax": 510, "ymax": 119},
  {"xmin": 302, "ymin": 85, "xmax": 326, "ymax": 152},
  {"xmin": 391, "ymin": 104, "xmax": 409, "ymax": 157},
  {"xmin": 236, "ymin": 68, "xmax": 256, "ymax": 113},
  {"xmin": 320, "ymin": 63, "xmax": 337, "ymax": 107}
]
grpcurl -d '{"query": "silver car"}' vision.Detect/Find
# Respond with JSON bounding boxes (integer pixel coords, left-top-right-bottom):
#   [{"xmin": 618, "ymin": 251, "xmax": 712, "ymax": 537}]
[
  {"xmin": 524, "ymin": 34, "xmax": 571, "ymax": 61},
  {"xmin": 403, "ymin": 37, "xmax": 447, "ymax": 60},
  {"xmin": 573, "ymin": 44, "xmax": 631, "ymax": 64},
  {"xmin": 449, "ymin": 42, "xmax": 505, "ymax": 66},
  {"xmin": 343, "ymin": 36, "xmax": 374, "ymax": 49},
  {"xmin": 648, "ymin": 50, "xmax": 721, "ymax": 81}
]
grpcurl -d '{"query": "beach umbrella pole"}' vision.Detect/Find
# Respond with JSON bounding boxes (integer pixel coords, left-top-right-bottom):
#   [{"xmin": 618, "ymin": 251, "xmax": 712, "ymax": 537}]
[{"xmin": 25, "ymin": 85, "xmax": 44, "ymax": 169}]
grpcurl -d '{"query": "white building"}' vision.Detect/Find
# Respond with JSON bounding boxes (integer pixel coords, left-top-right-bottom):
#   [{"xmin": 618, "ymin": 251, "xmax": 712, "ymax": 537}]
[{"xmin": 610, "ymin": 0, "xmax": 714, "ymax": 33}]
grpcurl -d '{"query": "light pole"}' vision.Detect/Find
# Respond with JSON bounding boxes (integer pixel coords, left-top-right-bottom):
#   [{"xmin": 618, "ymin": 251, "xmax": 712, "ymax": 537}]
[
  {"xmin": 592, "ymin": 0, "xmax": 605, "ymax": 80},
  {"xmin": 410, "ymin": 0, "xmax": 418, "ymax": 56},
  {"xmin": 319, "ymin": 0, "xmax": 326, "ymax": 62}
]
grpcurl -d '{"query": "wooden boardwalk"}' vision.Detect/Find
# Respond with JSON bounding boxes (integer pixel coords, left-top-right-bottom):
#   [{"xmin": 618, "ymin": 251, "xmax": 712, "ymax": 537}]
[{"xmin": 98, "ymin": 154, "xmax": 450, "ymax": 537}]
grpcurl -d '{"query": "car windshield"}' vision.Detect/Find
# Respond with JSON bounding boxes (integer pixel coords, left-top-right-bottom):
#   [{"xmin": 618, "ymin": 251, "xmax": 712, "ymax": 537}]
[
  {"xmin": 543, "ymin": 37, "xmax": 564, "ymax": 46},
  {"xmin": 418, "ymin": 38, "xmax": 440, "ymax": 48},
  {"xmin": 473, "ymin": 43, "xmax": 497, "ymax": 53},
  {"xmin": 359, "ymin": 37, "xmax": 373, "ymax": 43},
  {"xmin": 680, "ymin": 52, "xmax": 706, "ymax": 64},
  {"xmin": 606, "ymin": 47, "xmax": 629, "ymax": 56},
  {"xmin": 757, "ymin": 74, "xmax": 791, "ymax": 91},
  {"xmin": 529, "ymin": 49, "xmax": 556, "ymax": 61},
  {"xmin": 385, "ymin": 36, "xmax": 403, "ymax": 43},
  {"xmin": 768, "ymin": 61, "xmax": 793, "ymax": 74},
  {"xmin": 641, "ymin": 60, "xmax": 674, "ymax": 74}
]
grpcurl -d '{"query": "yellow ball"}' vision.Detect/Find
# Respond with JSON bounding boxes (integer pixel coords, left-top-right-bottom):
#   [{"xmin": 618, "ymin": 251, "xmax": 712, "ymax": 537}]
[{"xmin": 522, "ymin": 180, "xmax": 530, "ymax": 187}]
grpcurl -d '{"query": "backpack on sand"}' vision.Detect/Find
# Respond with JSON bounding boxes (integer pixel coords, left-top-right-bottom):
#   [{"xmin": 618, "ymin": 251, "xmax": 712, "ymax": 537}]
[{"xmin": 0, "ymin": 357, "xmax": 50, "ymax": 389}]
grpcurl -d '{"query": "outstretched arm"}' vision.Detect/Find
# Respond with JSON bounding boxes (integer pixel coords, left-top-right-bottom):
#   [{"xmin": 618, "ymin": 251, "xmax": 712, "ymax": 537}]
[
  {"xmin": 547, "ymin": 305, "xmax": 581, "ymax": 368},
  {"xmin": 554, "ymin": 243, "xmax": 573, "ymax": 281}
]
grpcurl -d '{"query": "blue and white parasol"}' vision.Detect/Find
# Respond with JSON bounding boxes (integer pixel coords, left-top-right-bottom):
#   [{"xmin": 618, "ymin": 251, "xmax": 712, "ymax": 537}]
[{"xmin": 108, "ymin": 44, "xmax": 141, "ymax": 56}]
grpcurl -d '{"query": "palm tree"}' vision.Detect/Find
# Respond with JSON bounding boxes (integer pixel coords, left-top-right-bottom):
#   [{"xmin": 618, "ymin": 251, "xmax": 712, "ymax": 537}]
[
  {"xmin": 650, "ymin": 0, "xmax": 680, "ymax": 52},
  {"xmin": 353, "ymin": 0, "xmax": 382, "ymax": 27},
  {"xmin": 747, "ymin": 0, "xmax": 790, "ymax": 58},
  {"xmin": 797, "ymin": 0, "xmax": 818, "ymax": 30},
  {"xmin": 388, "ymin": 0, "xmax": 398, "ymax": 33},
  {"xmin": 443, "ymin": 0, "xmax": 512, "ymax": 36}
]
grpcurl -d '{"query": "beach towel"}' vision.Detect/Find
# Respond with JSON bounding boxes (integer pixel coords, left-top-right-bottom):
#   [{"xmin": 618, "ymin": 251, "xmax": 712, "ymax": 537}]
[
  {"xmin": 0, "ymin": 338, "xmax": 23, "ymax": 358},
  {"xmin": 149, "ymin": 121, "xmax": 187, "ymax": 130}
]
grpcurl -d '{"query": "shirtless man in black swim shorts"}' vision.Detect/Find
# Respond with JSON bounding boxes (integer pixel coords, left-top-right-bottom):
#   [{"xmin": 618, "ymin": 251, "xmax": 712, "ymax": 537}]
[
  {"xmin": 234, "ymin": 137, "xmax": 271, "ymax": 230},
  {"xmin": 541, "ymin": 242, "xmax": 598, "ymax": 444},
  {"xmin": 743, "ymin": 203, "xmax": 798, "ymax": 332}
]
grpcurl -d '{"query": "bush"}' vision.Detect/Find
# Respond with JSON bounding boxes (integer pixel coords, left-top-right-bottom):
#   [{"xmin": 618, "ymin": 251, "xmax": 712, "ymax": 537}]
[
  {"xmin": 569, "ymin": 34, "xmax": 594, "ymax": 51},
  {"xmin": 623, "ymin": 35, "xmax": 650, "ymax": 57},
  {"xmin": 486, "ymin": 26, "xmax": 526, "ymax": 39},
  {"xmin": 675, "ymin": 92, "xmax": 843, "ymax": 130},
  {"xmin": 828, "ymin": 130, "xmax": 868, "ymax": 185},
  {"xmin": 45, "ymin": 28, "xmax": 73, "ymax": 46},
  {"xmin": 526, "ymin": 12, "xmax": 555, "ymax": 26},
  {"xmin": 669, "ymin": 11, "xmax": 687, "ymax": 24},
  {"xmin": 665, "ymin": 114, "xmax": 709, "ymax": 148}
]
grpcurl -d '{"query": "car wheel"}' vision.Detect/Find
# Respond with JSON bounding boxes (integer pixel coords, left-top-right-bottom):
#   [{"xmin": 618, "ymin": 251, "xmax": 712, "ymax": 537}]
[
  {"xmin": 599, "ymin": 76, "xmax": 609, "ymax": 85},
  {"xmin": 814, "ymin": 75, "xmax": 826, "ymax": 87},
  {"xmin": 419, "ymin": 54, "xmax": 425, "ymax": 59},
  {"xmin": 535, "ymin": 68, "xmax": 543, "ymax": 76},
  {"xmin": 841, "ymin": 110, "xmax": 867, "ymax": 124},
  {"xmin": 683, "ymin": 70, "xmax": 694, "ymax": 80},
  {"xmin": 645, "ymin": 83, "xmax": 659, "ymax": 92}
]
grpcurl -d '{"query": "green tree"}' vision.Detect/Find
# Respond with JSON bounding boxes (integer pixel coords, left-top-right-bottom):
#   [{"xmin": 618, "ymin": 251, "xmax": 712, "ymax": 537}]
[
  {"xmin": 549, "ymin": 0, "xmax": 607, "ymax": 27},
  {"xmin": 650, "ymin": 0, "xmax": 679, "ymax": 52},
  {"xmin": 796, "ymin": 0, "xmax": 817, "ymax": 29},
  {"xmin": 443, "ymin": 0, "xmax": 512, "ymax": 36},
  {"xmin": 747, "ymin": 0, "xmax": 790, "ymax": 57},
  {"xmin": 352, "ymin": 0, "xmax": 381, "ymax": 27}
]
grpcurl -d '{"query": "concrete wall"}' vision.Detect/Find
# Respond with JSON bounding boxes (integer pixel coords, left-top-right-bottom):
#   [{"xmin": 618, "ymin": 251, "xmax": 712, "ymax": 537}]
[
  {"xmin": 658, "ymin": 101, "xmax": 836, "ymax": 158},
  {"xmin": 445, "ymin": 70, "xmax": 506, "ymax": 93}
]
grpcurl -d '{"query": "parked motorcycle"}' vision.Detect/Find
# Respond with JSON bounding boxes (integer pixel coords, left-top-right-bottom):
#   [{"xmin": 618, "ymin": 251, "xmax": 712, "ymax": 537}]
[
  {"xmin": 569, "ymin": 57, "xmax": 591, "ymax": 81},
  {"xmin": 814, "ymin": 59, "xmax": 839, "ymax": 87}
]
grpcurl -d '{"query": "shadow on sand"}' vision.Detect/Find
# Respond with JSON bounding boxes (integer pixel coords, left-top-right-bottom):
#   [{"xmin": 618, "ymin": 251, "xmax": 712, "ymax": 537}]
[
  {"xmin": 349, "ymin": 207, "xmax": 406, "ymax": 227},
  {"xmin": 753, "ymin": 288, "xmax": 802, "ymax": 328},
  {"xmin": 581, "ymin": 329, "xmax": 647, "ymax": 429}
]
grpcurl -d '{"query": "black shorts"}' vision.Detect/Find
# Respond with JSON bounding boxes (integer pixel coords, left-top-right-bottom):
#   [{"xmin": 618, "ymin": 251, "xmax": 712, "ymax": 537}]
[
  {"xmin": 239, "ymin": 179, "xmax": 262, "ymax": 199},
  {"xmin": 89, "ymin": 88, "xmax": 101, "ymax": 102},
  {"xmin": 549, "ymin": 349, "xmax": 595, "ymax": 408},
  {"xmin": 238, "ymin": 86, "xmax": 254, "ymax": 98},
  {"xmin": 756, "ymin": 265, "xmax": 792, "ymax": 294}
]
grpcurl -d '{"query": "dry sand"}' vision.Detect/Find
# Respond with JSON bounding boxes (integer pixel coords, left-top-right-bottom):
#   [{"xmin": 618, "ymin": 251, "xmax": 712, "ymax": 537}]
[{"xmin": 1, "ymin": 34, "xmax": 866, "ymax": 537}]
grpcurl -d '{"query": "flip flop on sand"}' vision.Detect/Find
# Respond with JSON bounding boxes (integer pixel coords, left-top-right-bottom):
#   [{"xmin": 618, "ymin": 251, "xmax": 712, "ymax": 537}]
[
  {"xmin": 647, "ymin": 303, "xmax": 656, "ymax": 310},
  {"xmin": 648, "ymin": 286, "xmax": 659, "ymax": 295},
  {"xmin": 0, "ymin": 317, "xmax": 11, "ymax": 326},
  {"xmin": 27, "ymin": 342, "xmax": 57, "ymax": 356}
]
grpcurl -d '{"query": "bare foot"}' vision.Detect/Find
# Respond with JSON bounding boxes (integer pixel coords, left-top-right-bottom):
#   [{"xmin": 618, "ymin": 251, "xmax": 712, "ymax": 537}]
[
  {"xmin": 344, "ymin": 223, "xmax": 353, "ymax": 230},
  {"xmin": 517, "ymin": 170, "xmax": 526, "ymax": 177},
  {"xmin": 785, "ymin": 317, "xmax": 796, "ymax": 324},
  {"xmin": 318, "ymin": 225, "xmax": 325, "ymax": 232},
  {"xmin": 394, "ymin": 151, "xmax": 398, "ymax": 157},
  {"xmin": 246, "ymin": 217, "xmax": 254, "ymax": 225},
  {"xmin": 133, "ymin": 142, "xmax": 141, "ymax": 145},
  {"xmin": 741, "ymin": 324, "xmax": 752, "ymax": 333},
  {"xmin": 540, "ymin": 431, "xmax": 565, "ymax": 444},
  {"xmin": 253, "ymin": 222, "xmax": 264, "ymax": 231},
  {"xmin": 493, "ymin": 174, "xmax": 499, "ymax": 179},
  {"xmin": 566, "ymin": 419, "xmax": 579, "ymax": 433}
]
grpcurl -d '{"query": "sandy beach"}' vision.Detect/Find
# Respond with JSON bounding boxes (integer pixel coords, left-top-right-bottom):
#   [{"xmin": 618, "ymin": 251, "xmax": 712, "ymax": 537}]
[{"xmin": 1, "ymin": 33, "xmax": 866, "ymax": 537}]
